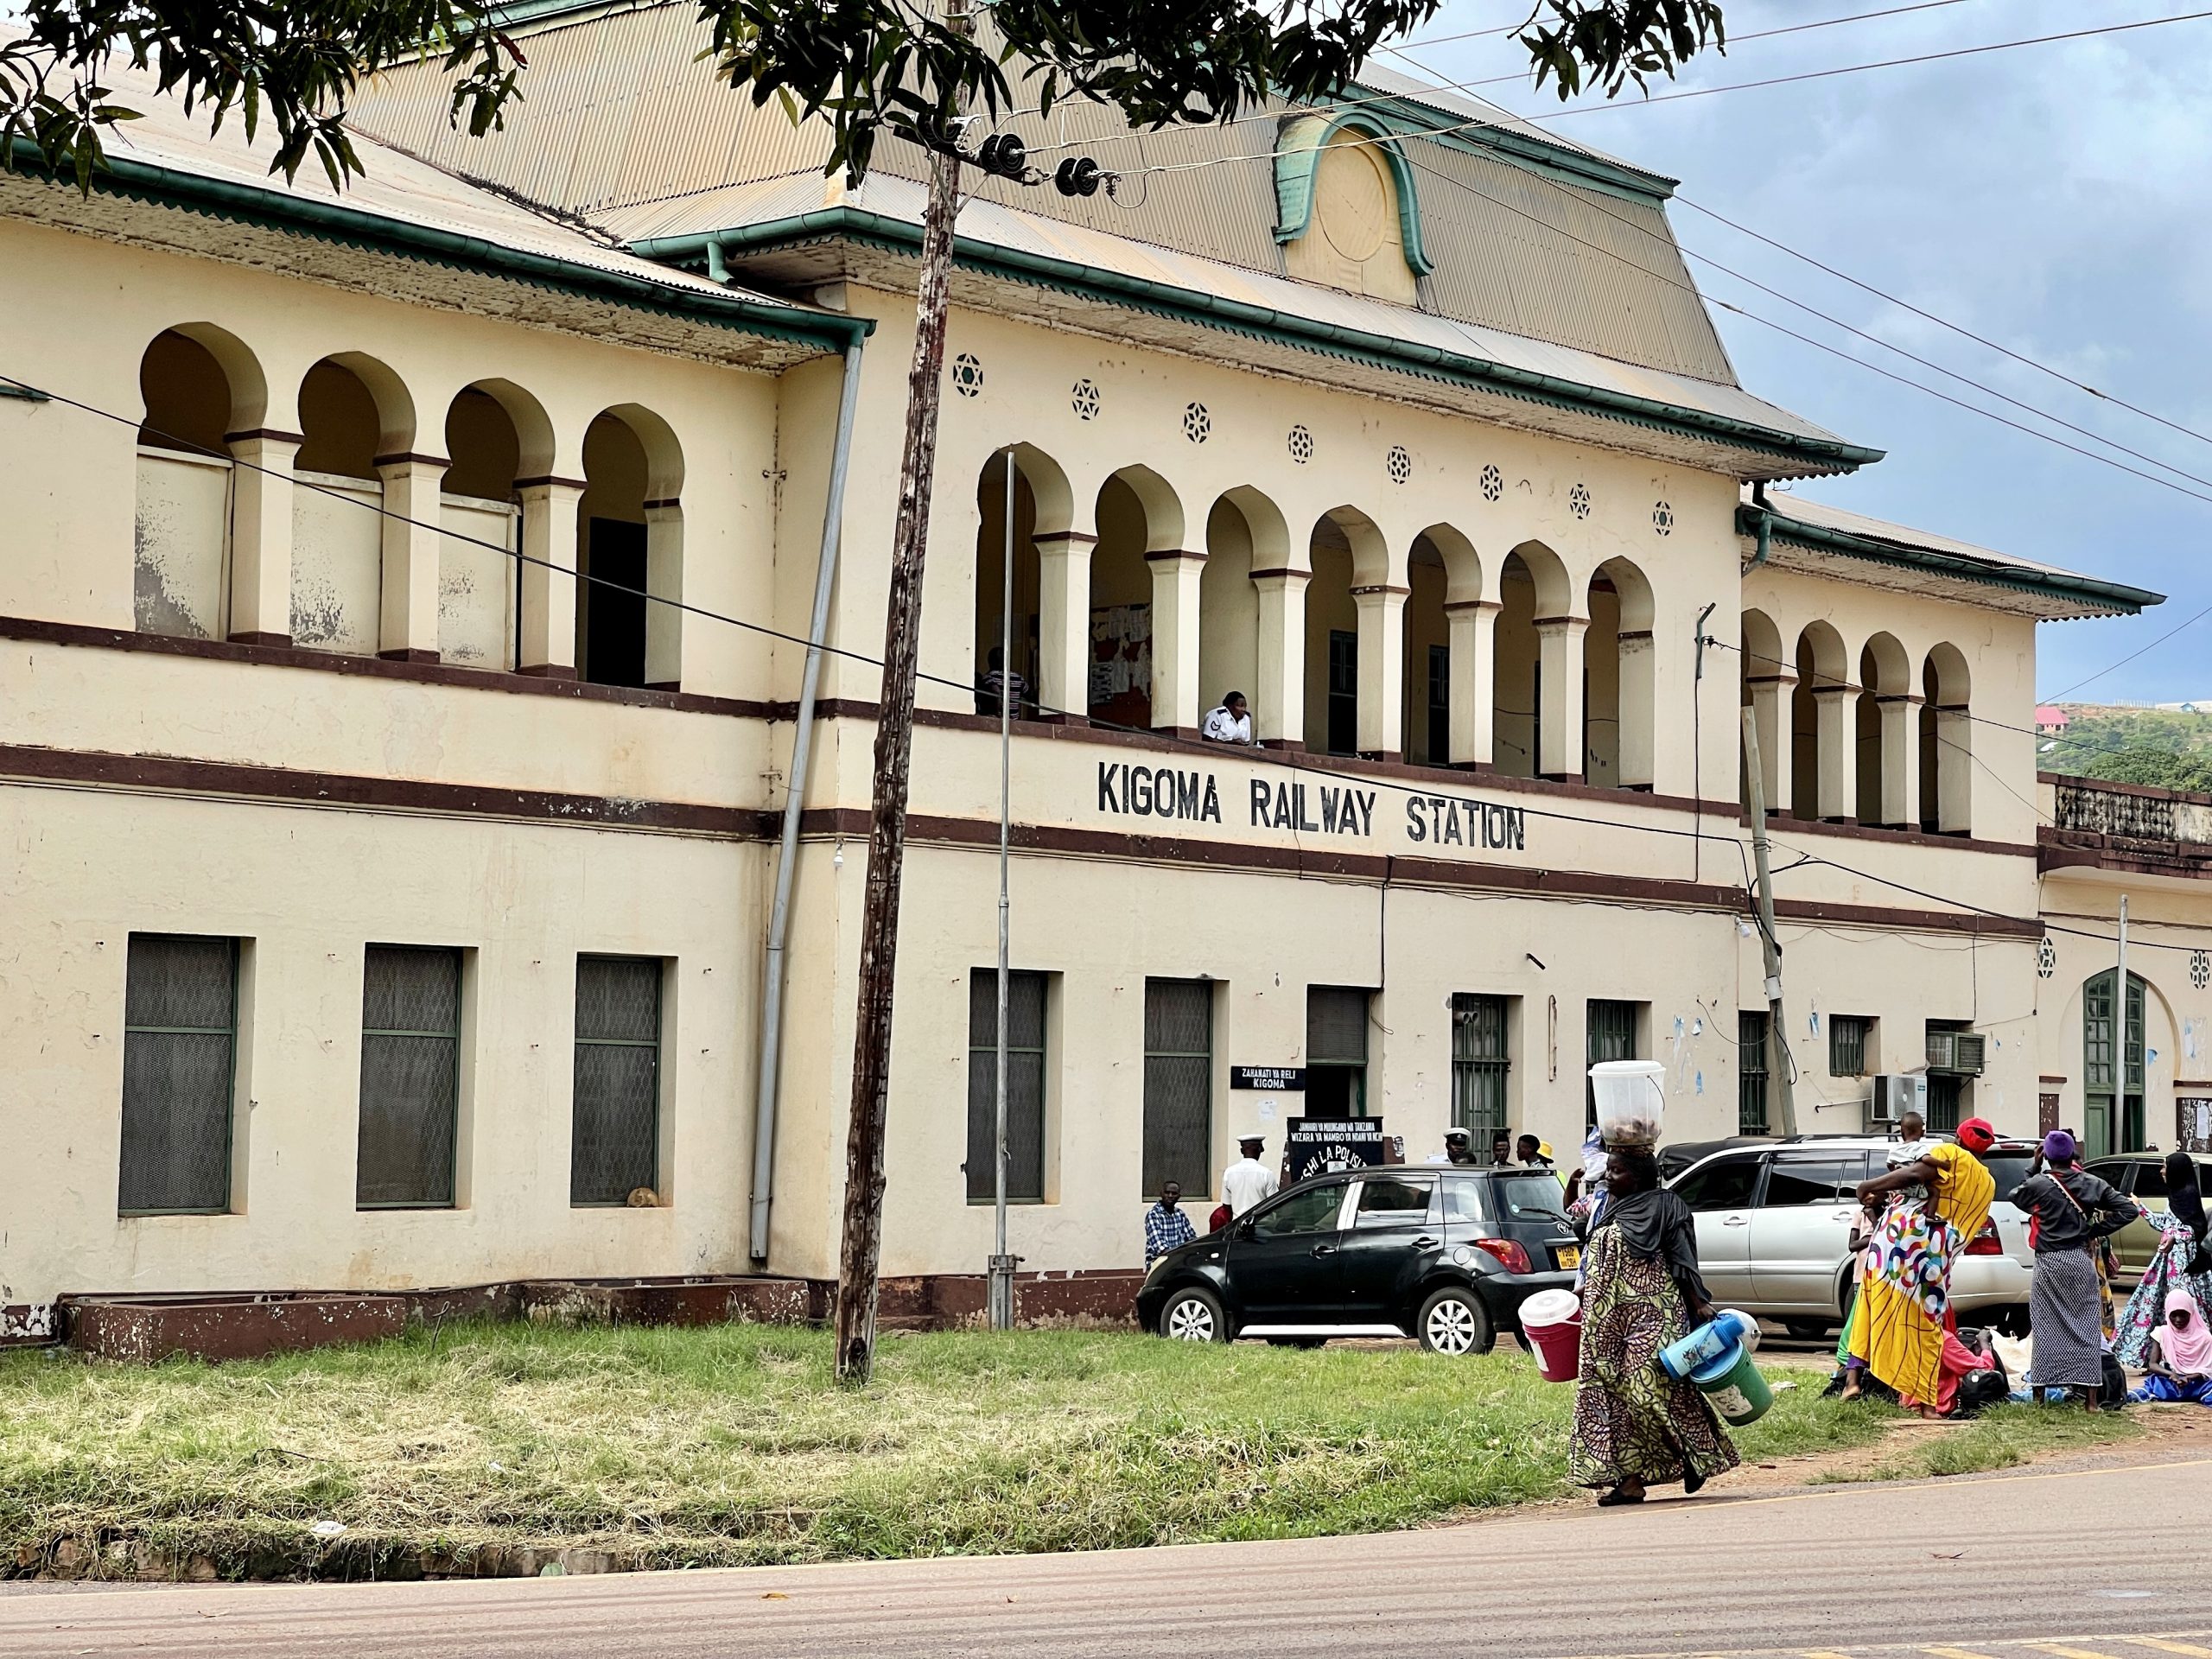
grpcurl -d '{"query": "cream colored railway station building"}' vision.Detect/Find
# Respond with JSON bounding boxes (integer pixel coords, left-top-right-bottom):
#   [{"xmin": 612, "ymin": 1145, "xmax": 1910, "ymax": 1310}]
[{"xmin": 2, "ymin": 2, "xmax": 2204, "ymax": 1338}]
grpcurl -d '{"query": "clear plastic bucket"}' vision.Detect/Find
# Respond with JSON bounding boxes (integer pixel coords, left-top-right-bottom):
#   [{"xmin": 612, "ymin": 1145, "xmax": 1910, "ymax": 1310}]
[{"xmin": 1589, "ymin": 1060, "xmax": 1667, "ymax": 1147}]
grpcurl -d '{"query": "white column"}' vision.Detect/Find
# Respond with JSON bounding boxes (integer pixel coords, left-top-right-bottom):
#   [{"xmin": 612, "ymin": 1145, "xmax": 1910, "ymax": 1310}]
[
  {"xmin": 1146, "ymin": 549, "xmax": 1205, "ymax": 732},
  {"xmin": 374, "ymin": 453, "xmax": 446, "ymax": 661},
  {"xmin": 1446, "ymin": 599, "xmax": 1497, "ymax": 768},
  {"xmin": 226, "ymin": 429, "xmax": 300, "ymax": 644},
  {"xmin": 1813, "ymin": 684, "xmax": 1855, "ymax": 820},
  {"xmin": 1352, "ymin": 582, "xmax": 1408, "ymax": 759},
  {"xmin": 1745, "ymin": 671, "xmax": 1794, "ymax": 816},
  {"xmin": 1535, "ymin": 613, "xmax": 1588, "ymax": 781},
  {"xmin": 1617, "ymin": 627, "xmax": 1656, "ymax": 790},
  {"xmin": 1034, "ymin": 529, "xmax": 1095, "ymax": 721},
  {"xmin": 644, "ymin": 499, "xmax": 684, "ymax": 690},
  {"xmin": 517, "ymin": 474, "xmax": 586, "ymax": 677},
  {"xmin": 1252, "ymin": 568, "xmax": 1310, "ymax": 747},
  {"xmin": 1936, "ymin": 704, "xmax": 1973, "ymax": 833},
  {"xmin": 1880, "ymin": 695, "xmax": 1922, "ymax": 830}
]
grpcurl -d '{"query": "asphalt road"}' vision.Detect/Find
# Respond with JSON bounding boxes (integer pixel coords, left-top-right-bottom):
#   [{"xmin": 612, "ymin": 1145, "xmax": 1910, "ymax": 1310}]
[{"xmin": 7, "ymin": 1452, "xmax": 2211, "ymax": 1658}]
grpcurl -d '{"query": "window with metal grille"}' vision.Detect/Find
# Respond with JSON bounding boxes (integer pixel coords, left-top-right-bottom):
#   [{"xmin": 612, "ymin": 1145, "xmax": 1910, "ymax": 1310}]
[
  {"xmin": 1923, "ymin": 1018, "xmax": 1970, "ymax": 1135},
  {"xmin": 1427, "ymin": 644, "xmax": 1450, "ymax": 766},
  {"xmin": 1306, "ymin": 985, "xmax": 1372, "ymax": 1117},
  {"xmin": 572, "ymin": 956, "xmax": 662, "ymax": 1206},
  {"xmin": 968, "ymin": 969, "xmax": 1046, "ymax": 1204},
  {"xmin": 118, "ymin": 934, "xmax": 238, "ymax": 1216},
  {"xmin": 1141, "ymin": 979, "xmax": 1211, "ymax": 1197},
  {"xmin": 1738, "ymin": 1010, "xmax": 1770, "ymax": 1135},
  {"xmin": 1830, "ymin": 1014, "xmax": 1871, "ymax": 1077},
  {"xmin": 1450, "ymin": 993, "xmax": 1509, "ymax": 1135},
  {"xmin": 356, "ymin": 945, "xmax": 463, "ymax": 1209},
  {"xmin": 1585, "ymin": 999, "xmax": 1639, "ymax": 1127},
  {"xmin": 1326, "ymin": 629, "xmax": 1358, "ymax": 755}
]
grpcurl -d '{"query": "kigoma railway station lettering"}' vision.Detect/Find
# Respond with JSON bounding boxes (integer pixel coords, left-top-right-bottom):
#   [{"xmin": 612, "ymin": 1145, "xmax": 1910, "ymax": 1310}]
[{"xmin": 1093, "ymin": 760, "xmax": 1528, "ymax": 852}]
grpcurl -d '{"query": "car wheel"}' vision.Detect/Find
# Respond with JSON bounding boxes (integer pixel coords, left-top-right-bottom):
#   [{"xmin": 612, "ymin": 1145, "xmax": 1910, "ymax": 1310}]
[
  {"xmin": 1783, "ymin": 1319, "xmax": 1831, "ymax": 1342},
  {"xmin": 1417, "ymin": 1286, "xmax": 1494, "ymax": 1357},
  {"xmin": 1158, "ymin": 1287, "xmax": 1230, "ymax": 1343}
]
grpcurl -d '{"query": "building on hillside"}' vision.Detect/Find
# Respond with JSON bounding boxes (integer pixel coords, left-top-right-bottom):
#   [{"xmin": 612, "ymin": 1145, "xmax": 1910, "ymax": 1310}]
[
  {"xmin": 2037, "ymin": 706, "xmax": 2069, "ymax": 734},
  {"xmin": 0, "ymin": 5, "xmax": 2193, "ymax": 1342}
]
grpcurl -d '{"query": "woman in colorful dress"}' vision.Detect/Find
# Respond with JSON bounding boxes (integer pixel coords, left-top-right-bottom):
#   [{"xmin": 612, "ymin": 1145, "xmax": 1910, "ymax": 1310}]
[
  {"xmin": 2114, "ymin": 1151, "xmax": 2212, "ymax": 1372},
  {"xmin": 2012, "ymin": 1130, "xmax": 2138, "ymax": 1410},
  {"xmin": 1567, "ymin": 1145, "xmax": 1739, "ymax": 1507},
  {"xmin": 1847, "ymin": 1117, "xmax": 1999, "ymax": 1419}
]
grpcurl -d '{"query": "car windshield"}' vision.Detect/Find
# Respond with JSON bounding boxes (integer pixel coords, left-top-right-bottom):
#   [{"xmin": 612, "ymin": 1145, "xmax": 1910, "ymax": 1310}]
[
  {"xmin": 1497, "ymin": 1173, "xmax": 1570, "ymax": 1224},
  {"xmin": 1981, "ymin": 1152, "xmax": 2035, "ymax": 1205}
]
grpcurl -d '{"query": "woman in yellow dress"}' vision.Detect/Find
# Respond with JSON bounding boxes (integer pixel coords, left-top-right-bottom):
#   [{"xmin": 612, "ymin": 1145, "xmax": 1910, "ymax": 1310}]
[{"xmin": 1847, "ymin": 1118, "xmax": 1999, "ymax": 1417}]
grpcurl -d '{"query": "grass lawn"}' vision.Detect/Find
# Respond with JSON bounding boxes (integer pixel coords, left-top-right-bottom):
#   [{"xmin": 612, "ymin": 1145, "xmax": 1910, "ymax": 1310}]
[{"xmin": 0, "ymin": 1324, "xmax": 2139, "ymax": 1579}]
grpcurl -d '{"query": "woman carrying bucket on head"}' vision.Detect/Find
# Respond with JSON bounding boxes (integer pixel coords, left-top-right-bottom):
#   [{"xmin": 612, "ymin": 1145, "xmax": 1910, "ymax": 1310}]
[
  {"xmin": 1566, "ymin": 1135, "xmax": 1740, "ymax": 1508},
  {"xmin": 1847, "ymin": 1116, "xmax": 1999, "ymax": 1419}
]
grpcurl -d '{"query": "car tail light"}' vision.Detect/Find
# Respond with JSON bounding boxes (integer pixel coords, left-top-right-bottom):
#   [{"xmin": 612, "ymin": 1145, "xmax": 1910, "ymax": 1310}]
[
  {"xmin": 1965, "ymin": 1220, "xmax": 2004, "ymax": 1256},
  {"xmin": 1473, "ymin": 1236, "xmax": 1532, "ymax": 1274}
]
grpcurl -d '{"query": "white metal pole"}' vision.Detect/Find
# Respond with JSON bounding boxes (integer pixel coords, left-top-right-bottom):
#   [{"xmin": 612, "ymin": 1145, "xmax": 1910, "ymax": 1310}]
[
  {"xmin": 2116, "ymin": 892, "xmax": 2129, "ymax": 1157},
  {"xmin": 989, "ymin": 449, "xmax": 1015, "ymax": 1331}
]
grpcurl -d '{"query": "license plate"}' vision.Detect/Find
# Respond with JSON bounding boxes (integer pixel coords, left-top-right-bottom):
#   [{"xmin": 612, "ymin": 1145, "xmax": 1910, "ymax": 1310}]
[{"xmin": 1555, "ymin": 1246, "xmax": 1580, "ymax": 1270}]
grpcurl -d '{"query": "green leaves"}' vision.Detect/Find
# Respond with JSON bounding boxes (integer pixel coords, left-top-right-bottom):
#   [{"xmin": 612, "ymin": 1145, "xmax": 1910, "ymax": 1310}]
[{"xmin": 1516, "ymin": 0, "xmax": 1728, "ymax": 100}]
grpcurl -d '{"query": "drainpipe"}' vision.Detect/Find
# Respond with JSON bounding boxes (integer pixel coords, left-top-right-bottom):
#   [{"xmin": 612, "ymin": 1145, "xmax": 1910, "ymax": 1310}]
[
  {"xmin": 706, "ymin": 237, "xmax": 731, "ymax": 286},
  {"xmin": 1744, "ymin": 480, "xmax": 1773, "ymax": 572},
  {"xmin": 750, "ymin": 335, "xmax": 867, "ymax": 1264}
]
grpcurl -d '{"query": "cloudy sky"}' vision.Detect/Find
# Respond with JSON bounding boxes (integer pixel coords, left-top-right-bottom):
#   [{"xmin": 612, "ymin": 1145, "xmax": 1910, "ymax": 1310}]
[{"xmin": 1392, "ymin": 0, "xmax": 2212, "ymax": 702}]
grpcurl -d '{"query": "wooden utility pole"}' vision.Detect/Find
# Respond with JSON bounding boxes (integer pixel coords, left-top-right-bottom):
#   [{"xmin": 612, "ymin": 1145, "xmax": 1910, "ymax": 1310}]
[
  {"xmin": 832, "ymin": 132, "xmax": 963, "ymax": 1388},
  {"xmin": 1739, "ymin": 709, "xmax": 1798, "ymax": 1136}
]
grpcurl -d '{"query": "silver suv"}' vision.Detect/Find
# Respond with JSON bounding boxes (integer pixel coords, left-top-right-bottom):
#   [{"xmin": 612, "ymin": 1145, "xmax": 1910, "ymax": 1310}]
[{"xmin": 1666, "ymin": 1136, "xmax": 2034, "ymax": 1338}]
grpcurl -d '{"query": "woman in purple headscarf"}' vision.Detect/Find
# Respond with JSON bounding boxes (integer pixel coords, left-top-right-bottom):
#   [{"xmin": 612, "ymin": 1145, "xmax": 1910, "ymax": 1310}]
[{"xmin": 2012, "ymin": 1130, "xmax": 2139, "ymax": 1408}]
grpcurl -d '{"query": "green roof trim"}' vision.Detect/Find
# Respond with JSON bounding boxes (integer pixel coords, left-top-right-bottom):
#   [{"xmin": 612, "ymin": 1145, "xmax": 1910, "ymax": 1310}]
[
  {"xmin": 3, "ymin": 139, "xmax": 871, "ymax": 356},
  {"xmin": 1272, "ymin": 111, "xmax": 1434, "ymax": 275},
  {"xmin": 634, "ymin": 210, "xmax": 1883, "ymax": 474},
  {"xmin": 1741, "ymin": 503, "xmax": 2164, "ymax": 615},
  {"xmin": 1334, "ymin": 84, "xmax": 1678, "ymax": 203}
]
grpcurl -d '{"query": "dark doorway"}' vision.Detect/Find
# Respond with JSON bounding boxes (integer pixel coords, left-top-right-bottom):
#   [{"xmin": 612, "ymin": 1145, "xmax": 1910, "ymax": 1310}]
[
  {"xmin": 1327, "ymin": 630, "xmax": 1358, "ymax": 755},
  {"xmin": 583, "ymin": 518, "xmax": 647, "ymax": 689}
]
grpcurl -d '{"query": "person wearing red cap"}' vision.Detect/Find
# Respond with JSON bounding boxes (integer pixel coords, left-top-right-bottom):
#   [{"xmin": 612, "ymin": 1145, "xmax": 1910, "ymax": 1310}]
[{"xmin": 1955, "ymin": 1117, "xmax": 1999, "ymax": 1156}]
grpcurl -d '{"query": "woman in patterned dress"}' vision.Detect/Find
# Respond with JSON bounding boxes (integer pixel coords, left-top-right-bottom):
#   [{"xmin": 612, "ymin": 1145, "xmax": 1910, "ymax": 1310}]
[{"xmin": 1567, "ymin": 1145, "xmax": 1739, "ymax": 1507}]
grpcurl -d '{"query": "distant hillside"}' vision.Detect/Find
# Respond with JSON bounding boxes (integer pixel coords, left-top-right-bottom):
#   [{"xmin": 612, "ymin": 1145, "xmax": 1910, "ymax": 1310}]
[{"xmin": 2045, "ymin": 704, "xmax": 2212, "ymax": 791}]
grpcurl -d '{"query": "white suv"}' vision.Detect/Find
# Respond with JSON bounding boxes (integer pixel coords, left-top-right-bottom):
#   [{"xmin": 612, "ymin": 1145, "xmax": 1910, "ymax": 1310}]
[{"xmin": 1665, "ymin": 1136, "xmax": 2034, "ymax": 1338}]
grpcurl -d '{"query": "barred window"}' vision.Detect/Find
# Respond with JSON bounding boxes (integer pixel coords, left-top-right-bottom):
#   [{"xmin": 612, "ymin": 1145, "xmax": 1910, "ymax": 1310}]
[
  {"xmin": 1738, "ymin": 1010, "xmax": 1770, "ymax": 1135},
  {"xmin": 356, "ymin": 945, "xmax": 463, "ymax": 1209},
  {"xmin": 1450, "ymin": 994, "xmax": 1509, "ymax": 1135},
  {"xmin": 118, "ymin": 934, "xmax": 238, "ymax": 1215},
  {"xmin": 1141, "ymin": 979, "xmax": 1212, "ymax": 1197},
  {"xmin": 1830, "ymin": 1014, "xmax": 1870, "ymax": 1077},
  {"xmin": 1585, "ymin": 999, "xmax": 1639, "ymax": 1127},
  {"xmin": 1306, "ymin": 985, "xmax": 1372, "ymax": 1118},
  {"xmin": 968, "ymin": 969, "xmax": 1047, "ymax": 1204},
  {"xmin": 572, "ymin": 956, "xmax": 663, "ymax": 1206}
]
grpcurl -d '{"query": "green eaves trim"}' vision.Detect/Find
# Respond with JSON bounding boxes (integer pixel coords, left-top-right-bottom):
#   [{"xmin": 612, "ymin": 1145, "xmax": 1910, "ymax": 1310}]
[
  {"xmin": 1332, "ymin": 84, "xmax": 1678, "ymax": 203},
  {"xmin": 635, "ymin": 210, "xmax": 1884, "ymax": 474},
  {"xmin": 3, "ymin": 139, "xmax": 871, "ymax": 356},
  {"xmin": 1740, "ymin": 504, "xmax": 2164, "ymax": 615},
  {"xmin": 1272, "ymin": 112, "xmax": 1434, "ymax": 275}
]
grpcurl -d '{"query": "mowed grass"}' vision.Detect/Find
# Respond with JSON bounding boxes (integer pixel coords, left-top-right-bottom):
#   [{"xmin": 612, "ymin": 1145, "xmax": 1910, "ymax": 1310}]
[{"xmin": 0, "ymin": 1324, "xmax": 2136, "ymax": 1577}]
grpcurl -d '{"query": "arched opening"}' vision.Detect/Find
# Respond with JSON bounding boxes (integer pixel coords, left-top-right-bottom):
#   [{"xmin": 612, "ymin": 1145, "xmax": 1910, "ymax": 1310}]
[
  {"xmin": 1491, "ymin": 542, "xmax": 1570, "ymax": 780},
  {"xmin": 1923, "ymin": 643, "xmax": 1972, "ymax": 834},
  {"xmin": 1738, "ymin": 608, "xmax": 1787, "ymax": 814},
  {"xmin": 1200, "ymin": 488, "xmax": 1277, "ymax": 726},
  {"xmin": 2083, "ymin": 968, "xmax": 2147, "ymax": 1160},
  {"xmin": 133, "ymin": 326, "xmax": 262, "ymax": 639},
  {"xmin": 290, "ymin": 356, "xmax": 410, "ymax": 655},
  {"xmin": 1855, "ymin": 632, "xmax": 1910, "ymax": 826},
  {"xmin": 975, "ymin": 450, "xmax": 1045, "ymax": 715},
  {"xmin": 439, "ymin": 385, "xmax": 532, "ymax": 671},
  {"xmin": 1402, "ymin": 536, "xmax": 1450, "ymax": 766},
  {"xmin": 1088, "ymin": 467, "xmax": 1181, "ymax": 728},
  {"xmin": 576, "ymin": 414, "xmax": 652, "ymax": 687},
  {"xmin": 1789, "ymin": 621, "xmax": 1848, "ymax": 820},
  {"xmin": 1585, "ymin": 556, "xmax": 1655, "ymax": 790},
  {"xmin": 1303, "ymin": 506, "xmax": 1386, "ymax": 755}
]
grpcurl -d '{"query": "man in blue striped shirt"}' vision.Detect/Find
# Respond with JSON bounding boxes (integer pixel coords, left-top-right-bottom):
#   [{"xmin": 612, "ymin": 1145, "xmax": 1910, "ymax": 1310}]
[{"xmin": 1144, "ymin": 1180, "xmax": 1197, "ymax": 1265}]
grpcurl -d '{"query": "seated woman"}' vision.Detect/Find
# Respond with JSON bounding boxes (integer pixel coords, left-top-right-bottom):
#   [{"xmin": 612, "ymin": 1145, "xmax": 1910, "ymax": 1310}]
[{"xmin": 2128, "ymin": 1285, "xmax": 2212, "ymax": 1405}]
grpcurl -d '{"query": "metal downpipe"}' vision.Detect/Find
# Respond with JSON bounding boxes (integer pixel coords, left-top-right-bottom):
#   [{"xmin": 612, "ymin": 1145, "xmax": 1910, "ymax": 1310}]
[{"xmin": 749, "ymin": 336, "xmax": 866, "ymax": 1263}]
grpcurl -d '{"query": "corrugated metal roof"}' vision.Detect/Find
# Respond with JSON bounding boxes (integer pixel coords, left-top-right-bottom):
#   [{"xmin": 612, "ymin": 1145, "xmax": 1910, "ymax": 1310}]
[{"xmin": 346, "ymin": 0, "xmax": 1747, "ymax": 385}]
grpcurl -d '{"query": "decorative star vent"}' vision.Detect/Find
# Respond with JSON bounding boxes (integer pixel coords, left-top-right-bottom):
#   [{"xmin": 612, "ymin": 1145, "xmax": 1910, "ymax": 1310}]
[
  {"xmin": 1652, "ymin": 501, "xmax": 1674, "ymax": 537},
  {"xmin": 1386, "ymin": 444, "xmax": 1412, "ymax": 485},
  {"xmin": 1569, "ymin": 482, "xmax": 1592, "ymax": 519},
  {"xmin": 2037, "ymin": 937, "xmax": 2058, "ymax": 980},
  {"xmin": 1184, "ymin": 402, "xmax": 1211, "ymax": 443},
  {"xmin": 2194, "ymin": 950, "xmax": 2209, "ymax": 990},
  {"xmin": 950, "ymin": 353, "xmax": 984, "ymax": 397},
  {"xmin": 1480, "ymin": 464, "xmax": 1503, "ymax": 504},
  {"xmin": 1071, "ymin": 378, "xmax": 1101, "ymax": 420},
  {"xmin": 1287, "ymin": 424, "xmax": 1314, "ymax": 464}
]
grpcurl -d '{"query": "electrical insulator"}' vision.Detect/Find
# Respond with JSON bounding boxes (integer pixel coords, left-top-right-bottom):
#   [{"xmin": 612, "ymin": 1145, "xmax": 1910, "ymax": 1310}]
[
  {"xmin": 1054, "ymin": 156, "xmax": 1103, "ymax": 198},
  {"xmin": 977, "ymin": 132, "xmax": 1027, "ymax": 178}
]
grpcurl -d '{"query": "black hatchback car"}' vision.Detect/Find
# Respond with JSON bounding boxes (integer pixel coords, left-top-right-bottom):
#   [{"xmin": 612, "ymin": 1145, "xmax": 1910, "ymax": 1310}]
[{"xmin": 1136, "ymin": 1165, "xmax": 1580, "ymax": 1354}]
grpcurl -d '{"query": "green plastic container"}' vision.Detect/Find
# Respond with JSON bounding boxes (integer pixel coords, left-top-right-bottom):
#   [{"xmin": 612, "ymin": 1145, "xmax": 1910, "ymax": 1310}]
[{"xmin": 1688, "ymin": 1341, "xmax": 1772, "ymax": 1426}]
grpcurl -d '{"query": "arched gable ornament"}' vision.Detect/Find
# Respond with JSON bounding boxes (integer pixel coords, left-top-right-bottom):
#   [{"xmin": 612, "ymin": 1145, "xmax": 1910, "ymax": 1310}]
[{"xmin": 1272, "ymin": 111, "xmax": 1434, "ymax": 276}]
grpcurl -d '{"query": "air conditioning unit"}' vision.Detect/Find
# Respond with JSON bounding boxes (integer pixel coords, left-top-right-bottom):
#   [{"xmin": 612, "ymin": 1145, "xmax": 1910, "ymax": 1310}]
[
  {"xmin": 1869, "ymin": 1073, "xmax": 1928, "ymax": 1125},
  {"xmin": 1926, "ymin": 1031, "xmax": 1987, "ymax": 1077}
]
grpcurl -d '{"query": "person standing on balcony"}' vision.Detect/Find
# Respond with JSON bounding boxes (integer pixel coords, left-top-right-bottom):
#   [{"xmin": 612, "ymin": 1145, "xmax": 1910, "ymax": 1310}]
[{"xmin": 1201, "ymin": 691, "xmax": 1255, "ymax": 745}]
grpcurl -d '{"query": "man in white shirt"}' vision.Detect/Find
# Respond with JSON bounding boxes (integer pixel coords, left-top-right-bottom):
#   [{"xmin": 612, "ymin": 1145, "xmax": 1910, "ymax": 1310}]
[
  {"xmin": 1201, "ymin": 692, "xmax": 1255, "ymax": 746},
  {"xmin": 1222, "ymin": 1135, "xmax": 1279, "ymax": 1216}
]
